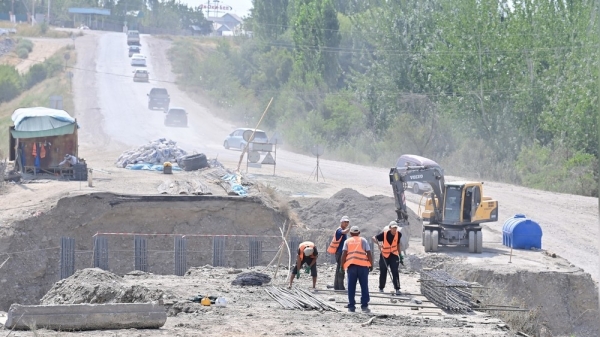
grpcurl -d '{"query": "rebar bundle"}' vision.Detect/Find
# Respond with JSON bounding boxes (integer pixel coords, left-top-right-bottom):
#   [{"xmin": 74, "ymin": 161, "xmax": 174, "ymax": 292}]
[
  {"xmin": 420, "ymin": 269, "xmax": 476, "ymax": 313},
  {"xmin": 264, "ymin": 286, "xmax": 339, "ymax": 312}
]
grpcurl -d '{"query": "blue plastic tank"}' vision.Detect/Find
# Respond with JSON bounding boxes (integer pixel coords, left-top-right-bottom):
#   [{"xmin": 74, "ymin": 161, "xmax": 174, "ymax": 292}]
[{"xmin": 502, "ymin": 214, "xmax": 542, "ymax": 249}]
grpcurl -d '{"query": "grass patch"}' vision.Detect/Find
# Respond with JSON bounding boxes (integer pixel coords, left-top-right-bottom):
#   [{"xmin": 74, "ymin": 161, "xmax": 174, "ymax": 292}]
[
  {"xmin": 0, "ymin": 22, "xmax": 71, "ymax": 38},
  {"xmin": 0, "ymin": 48, "xmax": 76, "ymax": 157}
]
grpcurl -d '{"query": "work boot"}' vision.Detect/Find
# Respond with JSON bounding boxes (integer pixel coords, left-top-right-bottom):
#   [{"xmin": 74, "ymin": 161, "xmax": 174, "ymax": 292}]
[
  {"xmin": 361, "ymin": 307, "xmax": 371, "ymax": 313},
  {"xmin": 394, "ymin": 289, "xmax": 402, "ymax": 296},
  {"xmin": 348, "ymin": 307, "xmax": 355, "ymax": 312},
  {"xmin": 378, "ymin": 288, "xmax": 384, "ymax": 293},
  {"xmin": 343, "ymin": 304, "xmax": 349, "ymax": 308}
]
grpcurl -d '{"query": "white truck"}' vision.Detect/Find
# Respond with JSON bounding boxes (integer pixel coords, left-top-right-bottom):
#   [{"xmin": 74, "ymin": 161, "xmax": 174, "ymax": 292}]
[{"xmin": 127, "ymin": 30, "xmax": 140, "ymax": 45}]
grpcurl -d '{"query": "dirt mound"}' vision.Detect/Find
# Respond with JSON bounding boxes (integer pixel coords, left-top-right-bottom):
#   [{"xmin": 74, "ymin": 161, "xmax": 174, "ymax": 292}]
[
  {"xmin": 40, "ymin": 268, "xmax": 174, "ymax": 305},
  {"xmin": 293, "ymin": 188, "xmax": 422, "ymax": 238},
  {"xmin": 231, "ymin": 271, "xmax": 271, "ymax": 286}
]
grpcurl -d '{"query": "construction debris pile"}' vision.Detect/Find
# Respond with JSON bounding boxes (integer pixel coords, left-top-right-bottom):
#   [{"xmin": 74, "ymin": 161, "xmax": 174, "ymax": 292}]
[
  {"xmin": 419, "ymin": 269, "xmax": 477, "ymax": 313},
  {"xmin": 41, "ymin": 268, "xmax": 175, "ymax": 305},
  {"xmin": 231, "ymin": 271, "xmax": 271, "ymax": 286},
  {"xmin": 157, "ymin": 179, "xmax": 212, "ymax": 195},
  {"xmin": 202, "ymin": 167, "xmax": 250, "ymax": 196},
  {"xmin": 115, "ymin": 138, "xmax": 188, "ymax": 168},
  {"xmin": 264, "ymin": 286, "xmax": 339, "ymax": 311}
]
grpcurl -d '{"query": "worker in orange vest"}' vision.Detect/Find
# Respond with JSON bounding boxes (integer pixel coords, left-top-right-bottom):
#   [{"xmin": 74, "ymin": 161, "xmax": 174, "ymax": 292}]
[
  {"xmin": 327, "ymin": 215, "xmax": 350, "ymax": 290},
  {"xmin": 341, "ymin": 226, "xmax": 373, "ymax": 313},
  {"xmin": 288, "ymin": 241, "xmax": 319, "ymax": 289},
  {"xmin": 372, "ymin": 221, "xmax": 402, "ymax": 295}
]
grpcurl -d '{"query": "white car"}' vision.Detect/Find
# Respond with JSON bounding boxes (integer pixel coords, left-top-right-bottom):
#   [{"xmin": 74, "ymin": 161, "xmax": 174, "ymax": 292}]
[
  {"xmin": 131, "ymin": 54, "xmax": 146, "ymax": 66},
  {"xmin": 133, "ymin": 69, "xmax": 149, "ymax": 82}
]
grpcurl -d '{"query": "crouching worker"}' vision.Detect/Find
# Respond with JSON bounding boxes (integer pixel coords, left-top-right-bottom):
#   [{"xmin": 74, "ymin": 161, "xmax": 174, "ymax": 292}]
[{"xmin": 288, "ymin": 241, "xmax": 318, "ymax": 289}]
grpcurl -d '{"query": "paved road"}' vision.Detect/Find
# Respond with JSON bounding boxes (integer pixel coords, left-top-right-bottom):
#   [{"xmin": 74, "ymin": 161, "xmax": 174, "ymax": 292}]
[{"xmin": 74, "ymin": 31, "xmax": 600, "ymax": 283}]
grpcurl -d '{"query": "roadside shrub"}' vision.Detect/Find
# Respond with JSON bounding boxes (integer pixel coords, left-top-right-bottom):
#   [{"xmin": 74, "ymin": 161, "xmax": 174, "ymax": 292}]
[
  {"xmin": 16, "ymin": 47, "xmax": 29, "ymax": 59},
  {"xmin": 0, "ymin": 65, "xmax": 21, "ymax": 103},
  {"xmin": 515, "ymin": 142, "xmax": 597, "ymax": 196},
  {"xmin": 24, "ymin": 63, "xmax": 47, "ymax": 89},
  {"xmin": 40, "ymin": 22, "xmax": 48, "ymax": 34},
  {"xmin": 17, "ymin": 39, "xmax": 33, "ymax": 52},
  {"xmin": 44, "ymin": 55, "xmax": 64, "ymax": 76}
]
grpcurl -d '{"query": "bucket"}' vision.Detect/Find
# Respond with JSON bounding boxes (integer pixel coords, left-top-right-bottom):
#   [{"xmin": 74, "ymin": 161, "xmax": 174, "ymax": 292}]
[{"xmin": 73, "ymin": 162, "xmax": 88, "ymax": 181}]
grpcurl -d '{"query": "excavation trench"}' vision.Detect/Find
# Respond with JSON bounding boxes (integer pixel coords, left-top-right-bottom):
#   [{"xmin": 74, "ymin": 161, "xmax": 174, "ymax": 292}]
[{"xmin": 0, "ymin": 192, "xmax": 295, "ymax": 310}]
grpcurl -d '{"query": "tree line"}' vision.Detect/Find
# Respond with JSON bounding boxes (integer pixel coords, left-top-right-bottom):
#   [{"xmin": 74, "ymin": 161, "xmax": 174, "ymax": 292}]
[
  {"xmin": 168, "ymin": 0, "xmax": 598, "ymax": 196},
  {"xmin": 0, "ymin": 0, "xmax": 211, "ymax": 33}
]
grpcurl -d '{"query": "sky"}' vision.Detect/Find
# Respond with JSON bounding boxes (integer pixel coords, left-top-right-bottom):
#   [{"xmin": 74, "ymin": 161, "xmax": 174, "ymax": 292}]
[{"xmin": 181, "ymin": 0, "xmax": 253, "ymax": 18}]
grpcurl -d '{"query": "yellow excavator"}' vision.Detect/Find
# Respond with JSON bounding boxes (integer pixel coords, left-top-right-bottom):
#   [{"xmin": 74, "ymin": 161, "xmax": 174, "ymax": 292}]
[{"xmin": 390, "ymin": 154, "xmax": 498, "ymax": 253}]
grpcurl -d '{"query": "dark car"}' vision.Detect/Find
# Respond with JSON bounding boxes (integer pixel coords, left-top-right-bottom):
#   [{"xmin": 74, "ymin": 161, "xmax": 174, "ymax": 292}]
[
  {"xmin": 147, "ymin": 88, "xmax": 170, "ymax": 110},
  {"xmin": 128, "ymin": 46, "xmax": 140, "ymax": 57},
  {"xmin": 164, "ymin": 107, "xmax": 188, "ymax": 127}
]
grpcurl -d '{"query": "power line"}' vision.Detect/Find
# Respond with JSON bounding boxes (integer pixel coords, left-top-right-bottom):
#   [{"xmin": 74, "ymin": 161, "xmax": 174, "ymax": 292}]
[{"xmin": 2, "ymin": 41, "xmax": 594, "ymax": 99}]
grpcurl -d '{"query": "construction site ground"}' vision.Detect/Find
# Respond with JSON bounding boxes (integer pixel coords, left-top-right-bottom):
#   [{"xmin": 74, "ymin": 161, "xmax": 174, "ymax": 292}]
[{"xmin": 0, "ymin": 29, "xmax": 598, "ymax": 336}]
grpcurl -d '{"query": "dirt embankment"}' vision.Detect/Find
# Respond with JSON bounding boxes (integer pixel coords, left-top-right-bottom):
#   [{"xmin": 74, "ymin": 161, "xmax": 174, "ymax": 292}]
[{"xmin": 447, "ymin": 265, "xmax": 599, "ymax": 336}]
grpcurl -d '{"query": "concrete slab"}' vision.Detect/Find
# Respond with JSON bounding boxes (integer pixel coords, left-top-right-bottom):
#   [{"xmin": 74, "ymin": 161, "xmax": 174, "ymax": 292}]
[{"xmin": 5, "ymin": 302, "xmax": 167, "ymax": 331}]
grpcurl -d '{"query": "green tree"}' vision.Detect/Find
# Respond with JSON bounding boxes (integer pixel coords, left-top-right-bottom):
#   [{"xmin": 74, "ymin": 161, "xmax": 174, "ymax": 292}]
[
  {"xmin": 291, "ymin": 0, "xmax": 340, "ymax": 87},
  {"xmin": 251, "ymin": 0, "xmax": 289, "ymax": 39}
]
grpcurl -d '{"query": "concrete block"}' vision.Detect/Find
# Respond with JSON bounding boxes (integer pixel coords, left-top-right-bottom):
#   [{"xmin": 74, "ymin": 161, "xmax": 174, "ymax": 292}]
[{"xmin": 5, "ymin": 302, "xmax": 167, "ymax": 331}]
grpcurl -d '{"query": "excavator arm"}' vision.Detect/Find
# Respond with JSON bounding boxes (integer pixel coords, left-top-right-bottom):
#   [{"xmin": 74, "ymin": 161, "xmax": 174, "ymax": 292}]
[{"xmin": 389, "ymin": 166, "xmax": 446, "ymax": 224}]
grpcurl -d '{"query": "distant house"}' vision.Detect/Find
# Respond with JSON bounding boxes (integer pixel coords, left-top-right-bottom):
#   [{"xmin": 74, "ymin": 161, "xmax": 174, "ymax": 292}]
[{"xmin": 207, "ymin": 13, "xmax": 243, "ymax": 36}]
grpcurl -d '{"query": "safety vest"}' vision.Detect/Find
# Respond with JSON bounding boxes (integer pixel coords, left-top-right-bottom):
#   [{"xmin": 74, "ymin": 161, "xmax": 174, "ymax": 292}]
[
  {"xmin": 299, "ymin": 241, "xmax": 316, "ymax": 259},
  {"xmin": 343, "ymin": 236, "xmax": 371, "ymax": 269},
  {"xmin": 381, "ymin": 230, "xmax": 399, "ymax": 258},
  {"xmin": 327, "ymin": 228, "xmax": 343, "ymax": 254}
]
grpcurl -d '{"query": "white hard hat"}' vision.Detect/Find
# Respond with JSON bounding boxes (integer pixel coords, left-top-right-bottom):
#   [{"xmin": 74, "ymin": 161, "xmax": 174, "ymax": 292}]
[{"xmin": 303, "ymin": 247, "xmax": 314, "ymax": 256}]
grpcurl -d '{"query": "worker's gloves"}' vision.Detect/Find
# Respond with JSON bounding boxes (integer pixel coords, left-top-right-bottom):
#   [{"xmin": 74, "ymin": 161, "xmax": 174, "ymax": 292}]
[
  {"xmin": 303, "ymin": 265, "xmax": 310, "ymax": 274},
  {"xmin": 295, "ymin": 272, "xmax": 300, "ymax": 279},
  {"xmin": 399, "ymin": 255, "xmax": 405, "ymax": 266},
  {"xmin": 337, "ymin": 266, "xmax": 344, "ymax": 275}
]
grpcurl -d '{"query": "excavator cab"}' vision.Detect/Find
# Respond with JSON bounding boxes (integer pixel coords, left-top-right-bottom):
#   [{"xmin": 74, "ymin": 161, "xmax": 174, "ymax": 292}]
[{"xmin": 422, "ymin": 182, "xmax": 497, "ymax": 225}]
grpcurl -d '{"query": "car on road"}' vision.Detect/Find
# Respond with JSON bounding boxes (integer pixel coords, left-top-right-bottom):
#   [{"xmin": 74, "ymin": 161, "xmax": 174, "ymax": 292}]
[
  {"xmin": 128, "ymin": 46, "xmax": 140, "ymax": 57},
  {"xmin": 395, "ymin": 154, "xmax": 444, "ymax": 194},
  {"xmin": 224, "ymin": 128, "xmax": 269, "ymax": 151},
  {"xmin": 133, "ymin": 69, "xmax": 149, "ymax": 82},
  {"xmin": 164, "ymin": 107, "xmax": 188, "ymax": 127},
  {"xmin": 131, "ymin": 54, "xmax": 146, "ymax": 66},
  {"xmin": 147, "ymin": 88, "xmax": 170, "ymax": 110},
  {"xmin": 127, "ymin": 30, "xmax": 140, "ymax": 45}
]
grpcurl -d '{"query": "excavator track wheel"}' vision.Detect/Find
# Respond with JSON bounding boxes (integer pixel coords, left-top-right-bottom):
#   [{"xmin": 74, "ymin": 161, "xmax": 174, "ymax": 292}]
[
  {"xmin": 431, "ymin": 231, "xmax": 439, "ymax": 252},
  {"xmin": 423, "ymin": 230, "xmax": 432, "ymax": 252}
]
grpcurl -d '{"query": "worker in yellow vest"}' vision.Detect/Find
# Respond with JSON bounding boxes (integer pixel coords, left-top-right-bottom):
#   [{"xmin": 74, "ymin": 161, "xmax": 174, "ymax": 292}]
[
  {"xmin": 341, "ymin": 226, "xmax": 373, "ymax": 313},
  {"xmin": 372, "ymin": 221, "xmax": 402, "ymax": 295},
  {"xmin": 327, "ymin": 215, "xmax": 350, "ymax": 290},
  {"xmin": 288, "ymin": 241, "xmax": 319, "ymax": 289}
]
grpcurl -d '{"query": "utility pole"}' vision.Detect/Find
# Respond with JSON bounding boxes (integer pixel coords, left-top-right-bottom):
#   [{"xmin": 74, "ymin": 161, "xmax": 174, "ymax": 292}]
[
  {"xmin": 31, "ymin": 0, "xmax": 35, "ymax": 26},
  {"xmin": 48, "ymin": 0, "xmax": 50, "ymax": 24}
]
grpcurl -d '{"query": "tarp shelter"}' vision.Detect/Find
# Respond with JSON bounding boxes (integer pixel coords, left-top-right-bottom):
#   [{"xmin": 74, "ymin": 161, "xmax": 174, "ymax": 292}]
[{"xmin": 8, "ymin": 107, "xmax": 79, "ymax": 174}]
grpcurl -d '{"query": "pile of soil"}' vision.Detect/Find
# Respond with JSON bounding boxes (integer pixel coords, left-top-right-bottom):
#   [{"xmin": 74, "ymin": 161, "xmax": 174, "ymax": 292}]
[
  {"xmin": 292, "ymin": 188, "xmax": 422, "ymax": 239},
  {"xmin": 40, "ymin": 268, "xmax": 175, "ymax": 305}
]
